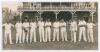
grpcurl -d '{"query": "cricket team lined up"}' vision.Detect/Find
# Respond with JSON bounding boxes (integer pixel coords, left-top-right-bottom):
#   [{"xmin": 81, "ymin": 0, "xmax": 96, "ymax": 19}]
[{"xmin": 3, "ymin": 18, "xmax": 96, "ymax": 45}]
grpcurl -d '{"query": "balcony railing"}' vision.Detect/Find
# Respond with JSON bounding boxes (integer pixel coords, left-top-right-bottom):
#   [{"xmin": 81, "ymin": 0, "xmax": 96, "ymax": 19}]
[{"xmin": 17, "ymin": 3, "xmax": 96, "ymax": 11}]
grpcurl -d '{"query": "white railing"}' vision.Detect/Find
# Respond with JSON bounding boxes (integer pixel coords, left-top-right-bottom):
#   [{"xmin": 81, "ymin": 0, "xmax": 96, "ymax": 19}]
[{"xmin": 17, "ymin": 3, "xmax": 96, "ymax": 11}]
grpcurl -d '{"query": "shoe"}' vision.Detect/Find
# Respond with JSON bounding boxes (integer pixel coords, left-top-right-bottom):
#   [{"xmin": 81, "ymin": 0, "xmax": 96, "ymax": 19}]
[
  {"xmin": 16, "ymin": 42, "xmax": 18, "ymax": 44},
  {"xmin": 78, "ymin": 40, "xmax": 80, "ymax": 42},
  {"xmin": 88, "ymin": 41, "xmax": 90, "ymax": 43},
  {"xmin": 40, "ymin": 41, "xmax": 42, "ymax": 42},
  {"xmin": 52, "ymin": 40, "xmax": 55, "ymax": 41},
  {"xmin": 44, "ymin": 41, "xmax": 46, "ymax": 42},
  {"xmin": 84, "ymin": 40, "xmax": 87, "ymax": 42},
  {"xmin": 22, "ymin": 42, "xmax": 25, "ymax": 43},
  {"xmin": 19, "ymin": 42, "xmax": 22, "ymax": 43},
  {"xmin": 10, "ymin": 43, "xmax": 14, "ymax": 44},
  {"xmin": 34, "ymin": 41, "xmax": 37, "ymax": 42},
  {"xmin": 74, "ymin": 41, "xmax": 76, "ymax": 43},
  {"xmin": 65, "ymin": 40, "xmax": 68, "ymax": 41},
  {"xmin": 57, "ymin": 40, "xmax": 59, "ymax": 41},
  {"xmin": 70, "ymin": 40, "xmax": 73, "ymax": 42},
  {"xmin": 22, "ymin": 41, "xmax": 25, "ymax": 43},
  {"xmin": 91, "ymin": 41, "xmax": 94, "ymax": 43},
  {"xmin": 27, "ymin": 41, "xmax": 29, "ymax": 43},
  {"xmin": 62, "ymin": 40, "xmax": 64, "ymax": 41}
]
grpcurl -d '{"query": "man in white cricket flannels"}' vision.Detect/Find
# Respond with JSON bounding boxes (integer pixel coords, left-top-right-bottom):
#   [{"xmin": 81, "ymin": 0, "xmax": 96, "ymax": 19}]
[
  {"xmin": 15, "ymin": 20, "xmax": 23, "ymax": 43},
  {"xmin": 60, "ymin": 19, "xmax": 68, "ymax": 41},
  {"xmin": 87, "ymin": 20, "xmax": 96, "ymax": 43},
  {"xmin": 78, "ymin": 19, "xmax": 87, "ymax": 42},
  {"xmin": 70, "ymin": 19, "xmax": 77, "ymax": 43},
  {"xmin": 30, "ymin": 20, "xmax": 37, "ymax": 43},
  {"xmin": 3, "ymin": 21, "xmax": 14, "ymax": 45},
  {"xmin": 38, "ymin": 18, "xmax": 45, "ymax": 42},
  {"xmin": 53, "ymin": 20, "xmax": 60, "ymax": 41},
  {"xmin": 45, "ymin": 19, "xmax": 51, "ymax": 42},
  {"xmin": 22, "ymin": 19, "xmax": 30, "ymax": 43}
]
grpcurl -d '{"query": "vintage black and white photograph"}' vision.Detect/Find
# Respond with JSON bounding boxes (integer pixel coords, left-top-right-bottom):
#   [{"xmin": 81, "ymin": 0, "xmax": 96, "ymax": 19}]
[{"xmin": 2, "ymin": 2, "xmax": 98, "ymax": 50}]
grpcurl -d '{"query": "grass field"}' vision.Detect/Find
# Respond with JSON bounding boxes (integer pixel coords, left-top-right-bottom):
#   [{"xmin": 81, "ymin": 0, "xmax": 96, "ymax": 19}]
[{"xmin": 3, "ymin": 25, "xmax": 98, "ymax": 50}]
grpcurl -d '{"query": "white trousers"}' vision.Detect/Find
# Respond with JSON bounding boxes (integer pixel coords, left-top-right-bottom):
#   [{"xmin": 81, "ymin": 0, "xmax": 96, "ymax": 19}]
[
  {"xmin": 39, "ymin": 27, "xmax": 45, "ymax": 42},
  {"xmin": 30, "ymin": 29, "xmax": 36, "ymax": 43},
  {"xmin": 53, "ymin": 28, "xmax": 59, "ymax": 41},
  {"xmin": 78, "ymin": 27, "xmax": 87, "ymax": 41},
  {"xmin": 87, "ymin": 29, "xmax": 94, "ymax": 43},
  {"xmin": 71, "ymin": 30, "xmax": 76, "ymax": 43},
  {"xmin": 22, "ymin": 29, "xmax": 29, "ymax": 43},
  {"xmin": 61, "ymin": 28, "xmax": 67, "ymax": 41},
  {"xmin": 16, "ymin": 29, "xmax": 22, "ymax": 43},
  {"xmin": 45, "ymin": 27, "xmax": 51, "ymax": 42},
  {"xmin": 4, "ymin": 30, "xmax": 13, "ymax": 44}
]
